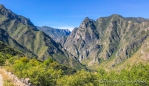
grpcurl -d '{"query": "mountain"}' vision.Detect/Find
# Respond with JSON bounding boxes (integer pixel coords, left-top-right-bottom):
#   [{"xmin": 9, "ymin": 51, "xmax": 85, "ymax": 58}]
[
  {"xmin": 0, "ymin": 4, "xmax": 84, "ymax": 69},
  {"xmin": 37, "ymin": 26, "xmax": 71, "ymax": 44},
  {"xmin": 64, "ymin": 14, "xmax": 149, "ymax": 69}
]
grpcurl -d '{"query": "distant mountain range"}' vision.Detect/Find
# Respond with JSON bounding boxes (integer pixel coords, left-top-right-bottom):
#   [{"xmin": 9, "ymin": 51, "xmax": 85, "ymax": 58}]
[
  {"xmin": 0, "ymin": 4, "xmax": 149, "ymax": 70},
  {"xmin": 37, "ymin": 26, "xmax": 71, "ymax": 45}
]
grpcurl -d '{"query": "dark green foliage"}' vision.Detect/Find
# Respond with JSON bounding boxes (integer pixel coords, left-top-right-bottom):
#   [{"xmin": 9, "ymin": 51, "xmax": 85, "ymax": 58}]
[
  {"xmin": 0, "ymin": 53, "xmax": 5, "ymax": 66},
  {"xmin": 0, "ymin": 41, "xmax": 24, "ymax": 57}
]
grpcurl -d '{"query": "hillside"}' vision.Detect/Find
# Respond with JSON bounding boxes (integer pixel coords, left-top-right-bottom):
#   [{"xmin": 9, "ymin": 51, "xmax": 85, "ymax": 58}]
[{"xmin": 0, "ymin": 28, "xmax": 36, "ymax": 58}]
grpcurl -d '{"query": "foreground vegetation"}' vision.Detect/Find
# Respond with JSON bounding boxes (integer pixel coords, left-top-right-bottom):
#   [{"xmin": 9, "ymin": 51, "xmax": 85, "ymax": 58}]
[
  {"xmin": 0, "ymin": 42, "xmax": 148, "ymax": 86},
  {"xmin": 0, "ymin": 55, "xmax": 148, "ymax": 86}
]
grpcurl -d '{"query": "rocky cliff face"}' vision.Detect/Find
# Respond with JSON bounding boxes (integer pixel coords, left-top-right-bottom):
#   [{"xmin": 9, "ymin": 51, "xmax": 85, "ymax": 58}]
[
  {"xmin": 64, "ymin": 14, "xmax": 149, "ymax": 67},
  {"xmin": 0, "ymin": 4, "xmax": 84, "ymax": 69}
]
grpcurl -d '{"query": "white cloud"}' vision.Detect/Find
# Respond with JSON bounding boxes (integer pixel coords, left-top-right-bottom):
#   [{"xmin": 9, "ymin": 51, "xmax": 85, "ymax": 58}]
[{"xmin": 54, "ymin": 26, "xmax": 75, "ymax": 31}]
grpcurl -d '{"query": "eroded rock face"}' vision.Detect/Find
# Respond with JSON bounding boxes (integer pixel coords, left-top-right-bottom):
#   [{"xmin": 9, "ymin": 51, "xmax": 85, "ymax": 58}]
[{"xmin": 64, "ymin": 14, "xmax": 149, "ymax": 66}]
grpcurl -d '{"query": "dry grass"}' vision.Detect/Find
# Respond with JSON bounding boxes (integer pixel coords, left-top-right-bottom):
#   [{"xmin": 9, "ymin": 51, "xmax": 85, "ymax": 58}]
[{"xmin": 0, "ymin": 68, "xmax": 14, "ymax": 86}]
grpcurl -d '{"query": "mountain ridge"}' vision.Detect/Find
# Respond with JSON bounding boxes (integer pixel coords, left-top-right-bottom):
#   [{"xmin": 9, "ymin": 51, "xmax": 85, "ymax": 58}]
[{"xmin": 37, "ymin": 26, "xmax": 71, "ymax": 44}]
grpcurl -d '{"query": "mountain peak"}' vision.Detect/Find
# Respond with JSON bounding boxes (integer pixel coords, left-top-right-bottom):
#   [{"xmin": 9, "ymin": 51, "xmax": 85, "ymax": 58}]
[
  {"xmin": 0, "ymin": 5, "xmax": 34, "ymax": 26},
  {"xmin": 83, "ymin": 17, "xmax": 90, "ymax": 23},
  {"xmin": 85, "ymin": 17, "xmax": 90, "ymax": 20},
  {"xmin": 0, "ymin": 4, "xmax": 4, "ymax": 9},
  {"xmin": 110, "ymin": 14, "xmax": 123, "ymax": 18},
  {"xmin": 81, "ymin": 17, "xmax": 95, "ymax": 28}
]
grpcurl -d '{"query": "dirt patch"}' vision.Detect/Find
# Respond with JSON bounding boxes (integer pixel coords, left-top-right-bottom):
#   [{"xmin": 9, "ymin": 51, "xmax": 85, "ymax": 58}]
[
  {"xmin": 0, "ymin": 74, "xmax": 3, "ymax": 86},
  {"xmin": 0, "ymin": 67, "xmax": 32, "ymax": 86}
]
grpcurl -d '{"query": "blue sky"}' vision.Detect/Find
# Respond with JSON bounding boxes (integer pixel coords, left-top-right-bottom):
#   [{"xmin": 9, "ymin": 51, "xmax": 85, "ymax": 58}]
[{"xmin": 1, "ymin": 0, "xmax": 149, "ymax": 30}]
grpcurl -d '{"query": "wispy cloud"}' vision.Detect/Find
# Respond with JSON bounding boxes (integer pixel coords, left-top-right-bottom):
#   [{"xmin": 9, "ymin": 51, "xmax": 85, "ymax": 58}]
[{"xmin": 54, "ymin": 26, "xmax": 75, "ymax": 31}]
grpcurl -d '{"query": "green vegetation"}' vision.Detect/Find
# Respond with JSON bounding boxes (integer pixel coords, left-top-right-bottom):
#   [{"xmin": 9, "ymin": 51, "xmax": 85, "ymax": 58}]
[
  {"xmin": 4, "ymin": 56, "xmax": 149, "ymax": 86},
  {"xmin": 3, "ymin": 80, "xmax": 14, "ymax": 86},
  {"xmin": 0, "ymin": 50, "xmax": 147, "ymax": 86},
  {"xmin": 0, "ymin": 41, "xmax": 148, "ymax": 86},
  {"xmin": 4, "ymin": 56, "xmax": 76, "ymax": 86}
]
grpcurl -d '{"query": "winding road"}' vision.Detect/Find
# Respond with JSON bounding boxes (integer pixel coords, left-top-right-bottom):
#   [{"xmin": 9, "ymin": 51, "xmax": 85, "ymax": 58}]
[{"xmin": 0, "ymin": 74, "xmax": 3, "ymax": 86}]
